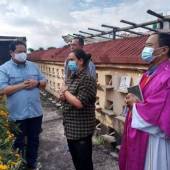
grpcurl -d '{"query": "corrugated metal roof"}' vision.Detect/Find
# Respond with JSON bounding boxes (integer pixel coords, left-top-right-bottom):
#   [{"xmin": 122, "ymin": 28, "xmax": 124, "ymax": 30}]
[
  {"xmin": 28, "ymin": 50, "xmax": 45, "ymax": 61},
  {"xmin": 28, "ymin": 35, "xmax": 148, "ymax": 65}
]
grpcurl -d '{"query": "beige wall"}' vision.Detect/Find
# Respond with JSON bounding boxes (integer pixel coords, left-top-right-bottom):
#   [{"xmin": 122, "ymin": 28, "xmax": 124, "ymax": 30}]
[
  {"xmin": 35, "ymin": 61, "xmax": 147, "ymax": 133},
  {"xmin": 36, "ymin": 62, "xmax": 64, "ymax": 97},
  {"xmin": 36, "ymin": 61, "xmax": 147, "ymax": 116},
  {"xmin": 96, "ymin": 67, "xmax": 145, "ymax": 116}
]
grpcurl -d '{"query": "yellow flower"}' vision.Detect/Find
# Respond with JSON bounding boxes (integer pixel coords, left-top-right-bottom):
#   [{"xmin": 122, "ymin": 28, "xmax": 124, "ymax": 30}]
[
  {"xmin": 0, "ymin": 164, "xmax": 8, "ymax": 170},
  {"xmin": 15, "ymin": 154, "xmax": 20, "ymax": 158},
  {"xmin": 6, "ymin": 131, "xmax": 14, "ymax": 140},
  {"xmin": 0, "ymin": 110, "xmax": 8, "ymax": 118},
  {"xmin": 6, "ymin": 131, "xmax": 10, "ymax": 135}
]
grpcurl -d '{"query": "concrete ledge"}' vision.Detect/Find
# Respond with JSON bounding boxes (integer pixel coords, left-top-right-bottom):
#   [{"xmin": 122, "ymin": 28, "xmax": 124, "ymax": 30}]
[{"xmin": 95, "ymin": 111, "xmax": 125, "ymax": 135}]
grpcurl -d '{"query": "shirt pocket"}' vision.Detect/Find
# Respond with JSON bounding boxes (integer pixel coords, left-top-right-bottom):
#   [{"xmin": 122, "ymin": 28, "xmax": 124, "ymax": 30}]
[
  {"xmin": 9, "ymin": 76, "xmax": 24, "ymax": 85},
  {"xmin": 24, "ymin": 74, "xmax": 39, "ymax": 81}
]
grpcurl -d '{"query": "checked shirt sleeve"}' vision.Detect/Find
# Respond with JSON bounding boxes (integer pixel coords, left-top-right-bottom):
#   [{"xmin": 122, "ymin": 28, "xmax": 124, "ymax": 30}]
[{"xmin": 77, "ymin": 76, "xmax": 96, "ymax": 106}]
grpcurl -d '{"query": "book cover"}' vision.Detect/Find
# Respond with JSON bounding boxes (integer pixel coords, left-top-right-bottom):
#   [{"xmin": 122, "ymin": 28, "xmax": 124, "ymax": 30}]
[{"xmin": 127, "ymin": 85, "xmax": 144, "ymax": 101}]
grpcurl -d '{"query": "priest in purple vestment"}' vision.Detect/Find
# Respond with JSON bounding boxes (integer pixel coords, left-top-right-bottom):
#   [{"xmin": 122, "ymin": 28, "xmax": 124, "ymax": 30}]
[{"xmin": 119, "ymin": 32, "xmax": 170, "ymax": 170}]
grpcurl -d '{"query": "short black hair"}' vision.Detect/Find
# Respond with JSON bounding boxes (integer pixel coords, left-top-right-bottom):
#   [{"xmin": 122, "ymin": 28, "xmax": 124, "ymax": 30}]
[
  {"xmin": 73, "ymin": 37, "xmax": 84, "ymax": 46},
  {"xmin": 9, "ymin": 40, "xmax": 26, "ymax": 52},
  {"xmin": 72, "ymin": 49, "xmax": 90, "ymax": 67},
  {"xmin": 158, "ymin": 32, "xmax": 170, "ymax": 57}
]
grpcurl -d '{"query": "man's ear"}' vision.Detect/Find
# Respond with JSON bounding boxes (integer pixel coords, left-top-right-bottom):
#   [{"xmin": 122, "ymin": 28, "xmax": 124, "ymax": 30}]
[
  {"xmin": 10, "ymin": 50, "xmax": 14, "ymax": 58},
  {"xmin": 162, "ymin": 46, "xmax": 169, "ymax": 56}
]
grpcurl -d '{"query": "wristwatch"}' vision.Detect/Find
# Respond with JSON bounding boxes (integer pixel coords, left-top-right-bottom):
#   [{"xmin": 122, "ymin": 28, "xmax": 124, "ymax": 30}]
[{"xmin": 37, "ymin": 81, "xmax": 41, "ymax": 88}]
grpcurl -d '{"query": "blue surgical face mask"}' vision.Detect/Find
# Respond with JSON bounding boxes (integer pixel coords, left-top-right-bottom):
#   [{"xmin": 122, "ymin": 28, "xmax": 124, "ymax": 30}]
[
  {"xmin": 141, "ymin": 47, "xmax": 154, "ymax": 63},
  {"xmin": 67, "ymin": 60, "xmax": 77, "ymax": 72}
]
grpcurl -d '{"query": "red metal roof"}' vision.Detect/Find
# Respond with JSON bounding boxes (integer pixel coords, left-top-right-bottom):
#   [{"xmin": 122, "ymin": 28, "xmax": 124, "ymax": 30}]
[
  {"xmin": 28, "ymin": 36, "xmax": 148, "ymax": 65},
  {"xmin": 28, "ymin": 50, "xmax": 45, "ymax": 61}
]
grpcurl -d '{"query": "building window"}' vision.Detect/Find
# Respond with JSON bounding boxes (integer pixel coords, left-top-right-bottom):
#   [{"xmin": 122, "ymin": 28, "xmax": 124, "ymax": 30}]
[
  {"xmin": 56, "ymin": 69, "xmax": 60, "ymax": 78},
  {"xmin": 96, "ymin": 73, "xmax": 98, "ymax": 82},
  {"xmin": 57, "ymin": 83, "xmax": 60, "ymax": 89},
  {"xmin": 105, "ymin": 75, "xmax": 112, "ymax": 86},
  {"xmin": 61, "ymin": 69, "xmax": 64, "ymax": 79},
  {"xmin": 105, "ymin": 100, "xmax": 113, "ymax": 110}
]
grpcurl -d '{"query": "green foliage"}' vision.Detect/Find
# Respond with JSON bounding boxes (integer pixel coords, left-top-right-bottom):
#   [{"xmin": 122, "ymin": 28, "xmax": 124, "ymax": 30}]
[
  {"xmin": 92, "ymin": 135, "xmax": 105, "ymax": 145},
  {"xmin": 0, "ymin": 96, "xmax": 23, "ymax": 170}
]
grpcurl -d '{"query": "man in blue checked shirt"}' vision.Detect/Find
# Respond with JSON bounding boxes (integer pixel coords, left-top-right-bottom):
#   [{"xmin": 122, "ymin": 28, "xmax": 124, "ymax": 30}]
[
  {"xmin": 64, "ymin": 37, "xmax": 96, "ymax": 81},
  {"xmin": 0, "ymin": 40, "xmax": 46, "ymax": 170}
]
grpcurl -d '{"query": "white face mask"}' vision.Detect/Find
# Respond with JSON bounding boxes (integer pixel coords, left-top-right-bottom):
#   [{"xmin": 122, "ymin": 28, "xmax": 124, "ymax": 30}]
[{"xmin": 14, "ymin": 52, "xmax": 27, "ymax": 62}]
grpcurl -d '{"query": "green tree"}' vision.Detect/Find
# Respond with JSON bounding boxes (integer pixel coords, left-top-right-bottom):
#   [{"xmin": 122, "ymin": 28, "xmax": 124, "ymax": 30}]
[{"xmin": 28, "ymin": 48, "xmax": 35, "ymax": 53}]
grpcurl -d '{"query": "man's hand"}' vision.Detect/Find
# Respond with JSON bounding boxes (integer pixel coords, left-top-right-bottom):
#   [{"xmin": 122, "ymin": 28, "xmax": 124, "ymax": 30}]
[
  {"xmin": 125, "ymin": 93, "xmax": 140, "ymax": 107},
  {"xmin": 3, "ymin": 80, "xmax": 35, "ymax": 96},
  {"xmin": 24, "ymin": 79, "xmax": 38, "ymax": 89}
]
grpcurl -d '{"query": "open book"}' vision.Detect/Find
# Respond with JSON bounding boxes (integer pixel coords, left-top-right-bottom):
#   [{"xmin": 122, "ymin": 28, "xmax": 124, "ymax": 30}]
[{"xmin": 127, "ymin": 85, "xmax": 144, "ymax": 101}]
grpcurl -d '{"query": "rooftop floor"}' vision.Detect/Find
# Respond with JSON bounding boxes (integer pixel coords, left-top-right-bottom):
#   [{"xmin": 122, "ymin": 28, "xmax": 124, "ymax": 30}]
[{"xmin": 38, "ymin": 96, "xmax": 119, "ymax": 170}]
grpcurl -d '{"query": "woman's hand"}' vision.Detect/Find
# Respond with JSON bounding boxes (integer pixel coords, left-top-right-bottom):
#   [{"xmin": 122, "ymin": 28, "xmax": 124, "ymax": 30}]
[
  {"xmin": 59, "ymin": 93, "xmax": 66, "ymax": 101},
  {"xmin": 125, "ymin": 93, "xmax": 140, "ymax": 107},
  {"xmin": 60, "ymin": 84, "xmax": 68, "ymax": 94},
  {"xmin": 58, "ymin": 84, "xmax": 68, "ymax": 101}
]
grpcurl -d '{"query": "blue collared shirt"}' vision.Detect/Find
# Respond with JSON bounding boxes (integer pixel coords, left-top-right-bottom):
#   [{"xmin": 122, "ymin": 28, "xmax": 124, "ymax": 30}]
[
  {"xmin": 0, "ymin": 59, "xmax": 46, "ymax": 121},
  {"xmin": 86, "ymin": 60, "xmax": 96, "ymax": 80}
]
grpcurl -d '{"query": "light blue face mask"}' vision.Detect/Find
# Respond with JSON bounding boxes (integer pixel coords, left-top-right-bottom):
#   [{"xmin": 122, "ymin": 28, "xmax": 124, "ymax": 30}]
[
  {"xmin": 67, "ymin": 60, "xmax": 77, "ymax": 72},
  {"xmin": 141, "ymin": 47, "xmax": 154, "ymax": 63}
]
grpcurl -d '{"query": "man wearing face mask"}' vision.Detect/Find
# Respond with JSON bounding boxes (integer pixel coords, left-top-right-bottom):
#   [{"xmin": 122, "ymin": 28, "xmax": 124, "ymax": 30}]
[
  {"xmin": 119, "ymin": 32, "xmax": 170, "ymax": 170},
  {"xmin": 0, "ymin": 40, "xmax": 46, "ymax": 170}
]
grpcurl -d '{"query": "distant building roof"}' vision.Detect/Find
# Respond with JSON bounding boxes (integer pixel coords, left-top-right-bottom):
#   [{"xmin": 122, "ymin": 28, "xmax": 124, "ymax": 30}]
[{"xmin": 28, "ymin": 35, "xmax": 148, "ymax": 65}]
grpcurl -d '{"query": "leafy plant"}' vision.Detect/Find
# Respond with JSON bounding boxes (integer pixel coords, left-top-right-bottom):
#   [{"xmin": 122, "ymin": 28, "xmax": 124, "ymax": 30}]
[{"xmin": 0, "ymin": 96, "xmax": 23, "ymax": 170}]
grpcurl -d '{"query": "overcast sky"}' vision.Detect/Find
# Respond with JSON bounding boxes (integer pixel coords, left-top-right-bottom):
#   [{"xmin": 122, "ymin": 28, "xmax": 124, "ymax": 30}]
[{"xmin": 0, "ymin": 0, "xmax": 169, "ymax": 49}]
